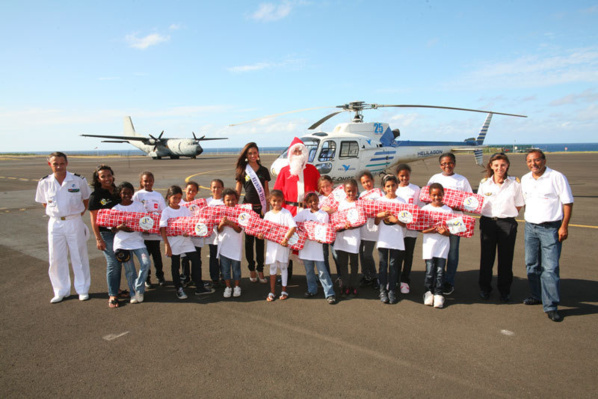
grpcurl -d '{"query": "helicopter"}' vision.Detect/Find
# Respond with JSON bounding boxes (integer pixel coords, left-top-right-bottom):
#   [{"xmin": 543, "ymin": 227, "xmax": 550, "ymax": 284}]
[
  {"xmin": 82, "ymin": 116, "xmax": 227, "ymax": 159},
  {"xmin": 231, "ymin": 101, "xmax": 526, "ymax": 181}
]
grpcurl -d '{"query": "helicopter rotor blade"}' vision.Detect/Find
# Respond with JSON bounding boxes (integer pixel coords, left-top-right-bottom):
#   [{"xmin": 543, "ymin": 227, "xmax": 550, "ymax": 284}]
[
  {"xmin": 374, "ymin": 104, "xmax": 527, "ymax": 118},
  {"xmin": 229, "ymin": 106, "xmax": 335, "ymax": 127},
  {"xmin": 308, "ymin": 111, "xmax": 348, "ymax": 130}
]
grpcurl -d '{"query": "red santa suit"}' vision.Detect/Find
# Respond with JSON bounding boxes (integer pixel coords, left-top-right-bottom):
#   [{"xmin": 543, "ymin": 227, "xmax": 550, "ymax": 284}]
[{"xmin": 274, "ymin": 137, "xmax": 321, "ymax": 216}]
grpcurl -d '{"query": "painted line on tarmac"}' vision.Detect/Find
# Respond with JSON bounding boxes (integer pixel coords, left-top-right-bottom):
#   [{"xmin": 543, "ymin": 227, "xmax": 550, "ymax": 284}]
[
  {"xmin": 219, "ymin": 304, "xmax": 511, "ymax": 398},
  {"xmin": 185, "ymin": 168, "xmax": 230, "ymax": 182},
  {"xmin": 102, "ymin": 331, "xmax": 130, "ymax": 341}
]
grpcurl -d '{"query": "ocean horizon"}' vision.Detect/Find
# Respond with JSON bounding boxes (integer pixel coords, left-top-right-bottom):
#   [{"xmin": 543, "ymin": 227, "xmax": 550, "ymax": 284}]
[{"xmin": 3, "ymin": 142, "xmax": 598, "ymax": 156}]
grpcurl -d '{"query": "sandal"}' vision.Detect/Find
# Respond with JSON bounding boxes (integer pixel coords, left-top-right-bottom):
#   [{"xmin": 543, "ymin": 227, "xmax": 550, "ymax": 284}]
[
  {"xmin": 267, "ymin": 292, "xmax": 276, "ymax": 302},
  {"xmin": 258, "ymin": 272, "xmax": 267, "ymax": 284},
  {"xmin": 108, "ymin": 298, "xmax": 119, "ymax": 308},
  {"xmin": 249, "ymin": 271, "xmax": 258, "ymax": 283},
  {"xmin": 279, "ymin": 291, "xmax": 289, "ymax": 300},
  {"xmin": 118, "ymin": 290, "xmax": 130, "ymax": 299}
]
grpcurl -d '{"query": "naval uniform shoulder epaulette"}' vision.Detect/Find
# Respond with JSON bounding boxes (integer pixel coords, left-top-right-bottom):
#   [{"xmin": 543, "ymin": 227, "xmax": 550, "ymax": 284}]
[
  {"xmin": 508, "ymin": 176, "xmax": 520, "ymax": 183},
  {"xmin": 480, "ymin": 177, "xmax": 488, "ymax": 183},
  {"xmin": 73, "ymin": 173, "xmax": 87, "ymax": 180},
  {"xmin": 39, "ymin": 174, "xmax": 50, "ymax": 181}
]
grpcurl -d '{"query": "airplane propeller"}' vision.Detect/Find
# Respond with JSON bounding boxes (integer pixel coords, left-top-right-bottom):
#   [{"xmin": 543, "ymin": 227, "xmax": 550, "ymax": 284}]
[{"xmin": 148, "ymin": 131, "xmax": 165, "ymax": 151}]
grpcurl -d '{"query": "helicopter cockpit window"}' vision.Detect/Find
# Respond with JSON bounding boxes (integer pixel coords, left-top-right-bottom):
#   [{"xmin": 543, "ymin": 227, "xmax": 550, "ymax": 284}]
[
  {"xmin": 303, "ymin": 139, "xmax": 319, "ymax": 163},
  {"xmin": 339, "ymin": 141, "xmax": 359, "ymax": 159},
  {"xmin": 318, "ymin": 140, "xmax": 336, "ymax": 161}
]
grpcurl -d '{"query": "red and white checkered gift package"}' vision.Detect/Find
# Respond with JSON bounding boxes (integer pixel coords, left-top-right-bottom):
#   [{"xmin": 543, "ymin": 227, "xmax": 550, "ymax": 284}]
[
  {"xmin": 412, "ymin": 209, "xmax": 476, "ymax": 238},
  {"xmin": 96, "ymin": 209, "xmax": 161, "ymax": 234},
  {"xmin": 356, "ymin": 200, "xmax": 422, "ymax": 228},
  {"xmin": 165, "ymin": 215, "xmax": 216, "ymax": 237},
  {"xmin": 244, "ymin": 217, "xmax": 306, "ymax": 251},
  {"xmin": 296, "ymin": 221, "xmax": 336, "ymax": 244},
  {"xmin": 319, "ymin": 184, "xmax": 346, "ymax": 212},
  {"xmin": 420, "ymin": 186, "xmax": 485, "ymax": 214},
  {"xmin": 359, "ymin": 188, "xmax": 384, "ymax": 201},
  {"xmin": 202, "ymin": 204, "xmax": 257, "ymax": 228},
  {"xmin": 330, "ymin": 206, "xmax": 367, "ymax": 231},
  {"xmin": 181, "ymin": 198, "xmax": 208, "ymax": 214}
]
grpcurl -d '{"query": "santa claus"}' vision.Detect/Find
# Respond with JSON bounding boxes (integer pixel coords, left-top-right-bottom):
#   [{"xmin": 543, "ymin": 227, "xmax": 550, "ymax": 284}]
[{"xmin": 273, "ymin": 137, "xmax": 321, "ymax": 217}]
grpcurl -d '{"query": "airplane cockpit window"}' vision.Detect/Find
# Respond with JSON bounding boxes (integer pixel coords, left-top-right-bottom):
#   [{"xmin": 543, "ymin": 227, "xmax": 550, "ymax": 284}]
[
  {"xmin": 318, "ymin": 140, "xmax": 336, "ymax": 161},
  {"xmin": 339, "ymin": 141, "xmax": 359, "ymax": 159}
]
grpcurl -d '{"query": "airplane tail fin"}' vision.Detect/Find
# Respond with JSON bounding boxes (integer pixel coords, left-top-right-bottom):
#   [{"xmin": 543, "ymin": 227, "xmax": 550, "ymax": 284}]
[
  {"xmin": 124, "ymin": 116, "xmax": 142, "ymax": 137},
  {"xmin": 474, "ymin": 149, "xmax": 484, "ymax": 166},
  {"xmin": 476, "ymin": 113, "xmax": 492, "ymax": 145}
]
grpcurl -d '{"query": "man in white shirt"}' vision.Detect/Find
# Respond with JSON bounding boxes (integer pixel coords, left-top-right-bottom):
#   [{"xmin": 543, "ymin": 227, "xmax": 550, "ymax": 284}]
[
  {"xmin": 521, "ymin": 149, "xmax": 573, "ymax": 322},
  {"xmin": 35, "ymin": 152, "xmax": 91, "ymax": 303}
]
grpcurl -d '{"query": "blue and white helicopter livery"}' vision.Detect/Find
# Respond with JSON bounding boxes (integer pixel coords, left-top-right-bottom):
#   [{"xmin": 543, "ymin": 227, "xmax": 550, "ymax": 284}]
[{"xmin": 234, "ymin": 101, "xmax": 526, "ymax": 181}]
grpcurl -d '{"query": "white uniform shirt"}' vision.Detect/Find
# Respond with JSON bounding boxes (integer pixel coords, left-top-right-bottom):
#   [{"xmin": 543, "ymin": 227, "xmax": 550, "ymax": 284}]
[
  {"xmin": 206, "ymin": 197, "xmax": 224, "ymax": 245},
  {"xmin": 133, "ymin": 189, "xmax": 166, "ymax": 242},
  {"xmin": 521, "ymin": 167, "xmax": 574, "ymax": 224},
  {"xmin": 421, "ymin": 204, "xmax": 452, "ymax": 260},
  {"xmin": 180, "ymin": 199, "xmax": 204, "ymax": 248},
  {"xmin": 333, "ymin": 200, "xmax": 361, "ymax": 254},
  {"xmin": 294, "ymin": 208, "xmax": 328, "ymax": 261},
  {"xmin": 376, "ymin": 196, "xmax": 406, "ymax": 251},
  {"xmin": 478, "ymin": 176, "xmax": 524, "ymax": 218},
  {"xmin": 160, "ymin": 206, "xmax": 196, "ymax": 256},
  {"xmin": 359, "ymin": 190, "xmax": 381, "ymax": 242},
  {"xmin": 112, "ymin": 202, "xmax": 147, "ymax": 250},
  {"xmin": 427, "ymin": 173, "xmax": 472, "ymax": 193},
  {"xmin": 396, "ymin": 183, "xmax": 421, "ymax": 238},
  {"xmin": 35, "ymin": 172, "xmax": 90, "ymax": 217},
  {"xmin": 264, "ymin": 208, "xmax": 297, "ymax": 264}
]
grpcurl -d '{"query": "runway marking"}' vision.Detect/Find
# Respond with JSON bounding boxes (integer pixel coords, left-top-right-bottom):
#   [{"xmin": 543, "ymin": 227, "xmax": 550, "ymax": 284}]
[
  {"xmin": 102, "ymin": 331, "xmax": 130, "ymax": 341},
  {"xmin": 0, "ymin": 176, "xmax": 33, "ymax": 182},
  {"xmin": 500, "ymin": 329, "xmax": 515, "ymax": 336},
  {"xmin": 185, "ymin": 168, "xmax": 231, "ymax": 182},
  {"xmin": 219, "ymin": 304, "xmax": 511, "ymax": 398}
]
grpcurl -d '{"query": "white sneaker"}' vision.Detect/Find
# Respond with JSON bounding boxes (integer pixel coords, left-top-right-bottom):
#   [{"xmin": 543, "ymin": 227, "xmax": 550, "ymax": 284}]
[
  {"xmin": 176, "ymin": 287, "xmax": 188, "ymax": 300},
  {"xmin": 433, "ymin": 294, "xmax": 445, "ymax": 309},
  {"xmin": 50, "ymin": 295, "xmax": 64, "ymax": 304},
  {"xmin": 223, "ymin": 287, "xmax": 232, "ymax": 298},
  {"xmin": 131, "ymin": 292, "xmax": 144, "ymax": 304},
  {"xmin": 424, "ymin": 291, "xmax": 434, "ymax": 306},
  {"xmin": 233, "ymin": 286, "xmax": 241, "ymax": 297},
  {"xmin": 400, "ymin": 282, "xmax": 410, "ymax": 294},
  {"xmin": 79, "ymin": 294, "xmax": 90, "ymax": 301}
]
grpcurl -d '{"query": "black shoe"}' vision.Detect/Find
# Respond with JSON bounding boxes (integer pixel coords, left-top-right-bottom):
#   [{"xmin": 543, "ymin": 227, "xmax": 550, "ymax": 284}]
[
  {"xmin": 499, "ymin": 293, "xmax": 511, "ymax": 303},
  {"xmin": 388, "ymin": 290, "xmax": 398, "ymax": 304},
  {"xmin": 145, "ymin": 277, "xmax": 153, "ymax": 289},
  {"xmin": 304, "ymin": 292, "xmax": 317, "ymax": 298},
  {"xmin": 547, "ymin": 310, "xmax": 562, "ymax": 322},
  {"xmin": 195, "ymin": 286, "xmax": 215, "ymax": 296},
  {"xmin": 479, "ymin": 291, "xmax": 490, "ymax": 300},
  {"xmin": 442, "ymin": 282, "xmax": 454, "ymax": 295},
  {"xmin": 372, "ymin": 280, "xmax": 380, "ymax": 290},
  {"xmin": 158, "ymin": 277, "xmax": 166, "ymax": 287},
  {"xmin": 379, "ymin": 288, "xmax": 389, "ymax": 304},
  {"xmin": 326, "ymin": 296, "xmax": 336, "ymax": 304},
  {"xmin": 523, "ymin": 296, "xmax": 542, "ymax": 305}
]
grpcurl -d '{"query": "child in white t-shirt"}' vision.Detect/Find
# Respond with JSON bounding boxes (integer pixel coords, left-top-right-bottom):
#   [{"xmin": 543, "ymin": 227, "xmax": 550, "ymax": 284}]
[
  {"xmin": 207, "ymin": 179, "xmax": 225, "ymax": 287},
  {"xmin": 294, "ymin": 192, "xmax": 336, "ymax": 304},
  {"xmin": 421, "ymin": 183, "xmax": 453, "ymax": 309},
  {"xmin": 358, "ymin": 170, "xmax": 381, "ymax": 288},
  {"xmin": 179, "ymin": 181, "xmax": 203, "ymax": 287},
  {"xmin": 132, "ymin": 171, "xmax": 166, "ymax": 288},
  {"xmin": 260, "ymin": 190, "xmax": 297, "ymax": 301},
  {"xmin": 160, "ymin": 185, "xmax": 214, "ymax": 300},
  {"xmin": 375, "ymin": 175, "xmax": 406, "ymax": 304},
  {"xmin": 217, "ymin": 189, "xmax": 244, "ymax": 298}
]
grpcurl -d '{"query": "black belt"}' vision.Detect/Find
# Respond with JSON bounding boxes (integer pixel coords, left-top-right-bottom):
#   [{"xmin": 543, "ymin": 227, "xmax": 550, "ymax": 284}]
[
  {"xmin": 285, "ymin": 201, "xmax": 304, "ymax": 207},
  {"xmin": 482, "ymin": 216, "xmax": 516, "ymax": 221}
]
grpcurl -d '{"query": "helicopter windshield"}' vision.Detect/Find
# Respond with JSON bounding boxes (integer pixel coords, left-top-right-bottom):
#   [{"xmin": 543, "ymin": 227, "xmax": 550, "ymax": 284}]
[{"xmin": 277, "ymin": 138, "xmax": 319, "ymax": 163}]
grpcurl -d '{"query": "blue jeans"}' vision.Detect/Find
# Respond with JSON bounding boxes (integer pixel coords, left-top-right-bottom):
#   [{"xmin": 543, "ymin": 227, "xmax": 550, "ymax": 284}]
[
  {"xmin": 123, "ymin": 248, "xmax": 151, "ymax": 295},
  {"xmin": 525, "ymin": 221, "xmax": 562, "ymax": 312},
  {"xmin": 444, "ymin": 235, "xmax": 460, "ymax": 286},
  {"xmin": 425, "ymin": 257, "xmax": 446, "ymax": 295},
  {"xmin": 303, "ymin": 259, "xmax": 335, "ymax": 298},
  {"xmin": 378, "ymin": 248, "xmax": 404, "ymax": 291},
  {"xmin": 100, "ymin": 231, "xmax": 121, "ymax": 297},
  {"xmin": 220, "ymin": 255, "xmax": 241, "ymax": 282}
]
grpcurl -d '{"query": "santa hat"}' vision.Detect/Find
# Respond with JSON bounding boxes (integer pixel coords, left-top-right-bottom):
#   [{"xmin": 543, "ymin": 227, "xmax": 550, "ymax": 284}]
[{"xmin": 287, "ymin": 137, "xmax": 306, "ymax": 160}]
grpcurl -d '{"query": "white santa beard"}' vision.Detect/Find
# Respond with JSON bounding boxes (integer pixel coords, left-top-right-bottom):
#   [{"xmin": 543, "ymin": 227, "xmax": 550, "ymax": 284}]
[{"xmin": 289, "ymin": 153, "xmax": 307, "ymax": 176}]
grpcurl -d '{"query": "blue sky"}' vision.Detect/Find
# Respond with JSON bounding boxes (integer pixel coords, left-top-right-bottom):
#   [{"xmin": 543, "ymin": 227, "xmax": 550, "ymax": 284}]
[{"xmin": 1, "ymin": 0, "xmax": 597, "ymax": 152}]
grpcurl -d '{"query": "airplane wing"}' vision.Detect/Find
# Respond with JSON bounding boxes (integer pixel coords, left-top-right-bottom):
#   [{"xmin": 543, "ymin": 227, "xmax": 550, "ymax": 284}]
[
  {"xmin": 196, "ymin": 137, "xmax": 227, "ymax": 141},
  {"xmin": 81, "ymin": 134, "xmax": 148, "ymax": 142}
]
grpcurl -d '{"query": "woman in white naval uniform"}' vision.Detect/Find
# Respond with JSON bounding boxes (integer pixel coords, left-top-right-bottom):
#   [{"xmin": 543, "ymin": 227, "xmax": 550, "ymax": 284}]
[
  {"xmin": 35, "ymin": 152, "xmax": 91, "ymax": 303},
  {"xmin": 477, "ymin": 153, "xmax": 524, "ymax": 302}
]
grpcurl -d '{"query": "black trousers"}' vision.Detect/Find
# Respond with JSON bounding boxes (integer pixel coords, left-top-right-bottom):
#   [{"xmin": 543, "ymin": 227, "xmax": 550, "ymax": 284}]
[
  {"xmin": 181, "ymin": 246, "xmax": 202, "ymax": 283},
  {"xmin": 144, "ymin": 240, "xmax": 164, "ymax": 281},
  {"xmin": 399, "ymin": 236, "xmax": 417, "ymax": 284},
  {"xmin": 172, "ymin": 251, "xmax": 201, "ymax": 290},
  {"xmin": 478, "ymin": 216, "xmax": 518, "ymax": 296}
]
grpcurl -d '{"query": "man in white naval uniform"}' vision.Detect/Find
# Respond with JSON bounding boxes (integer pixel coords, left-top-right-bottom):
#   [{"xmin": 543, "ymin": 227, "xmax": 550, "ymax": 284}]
[{"xmin": 35, "ymin": 152, "xmax": 91, "ymax": 303}]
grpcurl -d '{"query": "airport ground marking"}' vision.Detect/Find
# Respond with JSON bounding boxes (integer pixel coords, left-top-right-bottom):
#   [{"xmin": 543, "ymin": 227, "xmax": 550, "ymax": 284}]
[
  {"xmin": 102, "ymin": 331, "xmax": 130, "ymax": 341},
  {"xmin": 185, "ymin": 168, "xmax": 231, "ymax": 182}
]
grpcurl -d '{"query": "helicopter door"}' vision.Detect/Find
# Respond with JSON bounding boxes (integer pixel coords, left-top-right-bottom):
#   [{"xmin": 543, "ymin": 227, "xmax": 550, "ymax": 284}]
[{"xmin": 337, "ymin": 140, "xmax": 360, "ymax": 178}]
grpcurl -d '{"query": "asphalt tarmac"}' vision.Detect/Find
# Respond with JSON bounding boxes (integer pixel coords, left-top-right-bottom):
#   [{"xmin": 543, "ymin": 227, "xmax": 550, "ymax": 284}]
[{"xmin": 1, "ymin": 152, "xmax": 597, "ymax": 398}]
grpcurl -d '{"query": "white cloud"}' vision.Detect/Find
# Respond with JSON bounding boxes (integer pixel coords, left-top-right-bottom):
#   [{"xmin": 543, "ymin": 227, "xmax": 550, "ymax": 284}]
[
  {"xmin": 249, "ymin": 1, "xmax": 293, "ymax": 22},
  {"xmin": 550, "ymin": 89, "xmax": 598, "ymax": 106},
  {"xmin": 125, "ymin": 33, "xmax": 170, "ymax": 49},
  {"xmin": 169, "ymin": 24, "xmax": 183, "ymax": 30},
  {"xmin": 227, "ymin": 57, "xmax": 305, "ymax": 73}
]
